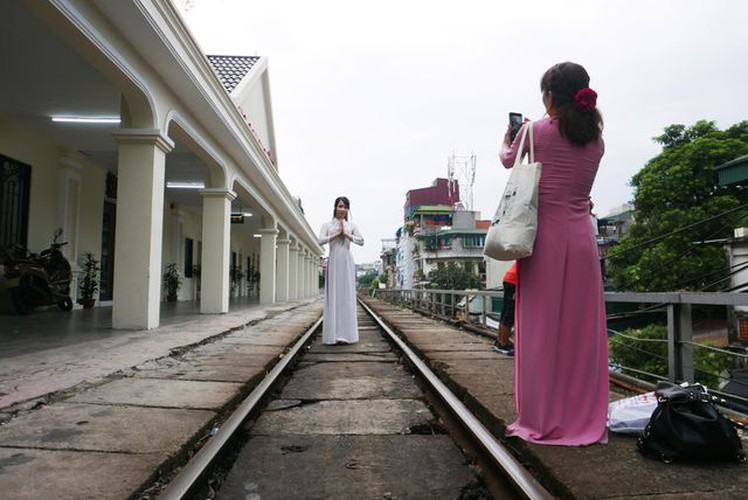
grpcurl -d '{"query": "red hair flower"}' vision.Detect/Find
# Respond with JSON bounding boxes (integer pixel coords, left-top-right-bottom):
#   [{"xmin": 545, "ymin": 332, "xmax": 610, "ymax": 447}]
[{"xmin": 574, "ymin": 88, "xmax": 597, "ymax": 111}]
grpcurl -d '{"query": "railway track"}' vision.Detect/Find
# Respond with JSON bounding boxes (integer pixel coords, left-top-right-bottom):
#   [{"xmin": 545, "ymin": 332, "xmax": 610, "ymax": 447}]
[{"xmin": 155, "ymin": 300, "xmax": 551, "ymax": 499}]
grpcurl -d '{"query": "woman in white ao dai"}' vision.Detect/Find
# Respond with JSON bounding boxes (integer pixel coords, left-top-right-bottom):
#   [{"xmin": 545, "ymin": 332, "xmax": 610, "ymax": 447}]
[{"xmin": 318, "ymin": 196, "xmax": 364, "ymax": 345}]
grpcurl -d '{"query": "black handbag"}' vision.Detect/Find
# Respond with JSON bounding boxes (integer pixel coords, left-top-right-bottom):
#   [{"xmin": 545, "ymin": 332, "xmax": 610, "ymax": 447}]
[{"xmin": 637, "ymin": 382, "xmax": 745, "ymax": 463}]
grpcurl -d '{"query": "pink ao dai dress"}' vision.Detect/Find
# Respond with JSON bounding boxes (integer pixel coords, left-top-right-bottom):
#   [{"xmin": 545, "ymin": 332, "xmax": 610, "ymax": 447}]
[{"xmin": 499, "ymin": 117, "xmax": 609, "ymax": 446}]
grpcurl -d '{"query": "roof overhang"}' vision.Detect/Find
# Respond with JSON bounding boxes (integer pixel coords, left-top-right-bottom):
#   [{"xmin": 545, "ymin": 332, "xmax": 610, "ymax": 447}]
[{"xmin": 716, "ymin": 154, "xmax": 748, "ymax": 186}]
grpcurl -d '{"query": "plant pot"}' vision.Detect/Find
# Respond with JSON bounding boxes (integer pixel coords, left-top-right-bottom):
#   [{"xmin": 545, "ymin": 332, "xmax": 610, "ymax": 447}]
[
  {"xmin": 77, "ymin": 297, "xmax": 96, "ymax": 309},
  {"xmin": 167, "ymin": 294, "xmax": 178, "ymax": 302}
]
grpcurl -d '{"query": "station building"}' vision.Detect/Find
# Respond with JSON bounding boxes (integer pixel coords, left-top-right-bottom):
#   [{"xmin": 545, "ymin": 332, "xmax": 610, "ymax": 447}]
[{"xmin": 0, "ymin": 0, "xmax": 322, "ymax": 330}]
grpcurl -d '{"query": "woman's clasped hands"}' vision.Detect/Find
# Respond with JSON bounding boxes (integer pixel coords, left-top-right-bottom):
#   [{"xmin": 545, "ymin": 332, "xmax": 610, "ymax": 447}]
[{"xmin": 335, "ymin": 219, "xmax": 352, "ymax": 242}]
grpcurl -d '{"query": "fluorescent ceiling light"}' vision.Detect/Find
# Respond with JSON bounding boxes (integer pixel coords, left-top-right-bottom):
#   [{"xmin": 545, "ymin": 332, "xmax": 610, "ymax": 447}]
[
  {"xmin": 166, "ymin": 182, "xmax": 205, "ymax": 189},
  {"xmin": 253, "ymin": 234, "xmax": 262, "ymax": 238},
  {"xmin": 51, "ymin": 115, "xmax": 121, "ymax": 124}
]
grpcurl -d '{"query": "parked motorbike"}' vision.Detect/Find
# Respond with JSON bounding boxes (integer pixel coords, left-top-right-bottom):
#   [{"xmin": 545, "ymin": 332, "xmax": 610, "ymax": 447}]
[{"xmin": 3, "ymin": 228, "xmax": 73, "ymax": 314}]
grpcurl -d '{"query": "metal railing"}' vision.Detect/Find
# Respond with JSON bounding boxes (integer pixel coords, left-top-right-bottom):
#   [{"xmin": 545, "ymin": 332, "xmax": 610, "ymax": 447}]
[
  {"xmin": 373, "ymin": 288, "xmax": 748, "ymax": 385},
  {"xmin": 375, "ymin": 288, "xmax": 502, "ymax": 326}
]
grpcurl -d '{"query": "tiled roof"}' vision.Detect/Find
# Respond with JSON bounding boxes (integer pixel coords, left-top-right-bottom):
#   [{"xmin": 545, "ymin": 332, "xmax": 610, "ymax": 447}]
[{"xmin": 206, "ymin": 55, "xmax": 260, "ymax": 93}]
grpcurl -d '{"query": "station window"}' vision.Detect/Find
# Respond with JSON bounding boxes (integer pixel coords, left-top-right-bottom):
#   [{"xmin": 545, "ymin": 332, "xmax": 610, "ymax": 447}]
[{"xmin": 0, "ymin": 154, "xmax": 31, "ymax": 253}]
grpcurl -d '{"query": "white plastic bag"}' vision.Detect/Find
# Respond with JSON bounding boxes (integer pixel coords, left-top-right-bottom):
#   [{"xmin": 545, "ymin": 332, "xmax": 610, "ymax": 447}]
[{"xmin": 607, "ymin": 391, "xmax": 658, "ymax": 435}]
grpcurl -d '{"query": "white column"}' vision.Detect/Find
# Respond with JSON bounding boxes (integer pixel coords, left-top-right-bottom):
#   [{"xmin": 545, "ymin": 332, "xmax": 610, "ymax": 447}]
[
  {"xmin": 298, "ymin": 248, "xmax": 307, "ymax": 297},
  {"xmin": 288, "ymin": 243, "xmax": 299, "ymax": 300},
  {"xmin": 57, "ymin": 149, "xmax": 83, "ymax": 305},
  {"xmin": 312, "ymin": 257, "xmax": 318, "ymax": 295},
  {"xmin": 312, "ymin": 256, "xmax": 320, "ymax": 295},
  {"xmin": 276, "ymin": 238, "xmax": 290, "ymax": 302},
  {"xmin": 111, "ymin": 129, "xmax": 174, "ymax": 329},
  {"xmin": 314, "ymin": 256, "xmax": 322, "ymax": 295},
  {"xmin": 199, "ymin": 188, "xmax": 235, "ymax": 314},
  {"xmin": 259, "ymin": 228, "xmax": 278, "ymax": 304},
  {"xmin": 304, "ymin": 254, "xmax": 312, "ymax": 297},
  {"xmin": 57, "ymin": 149, "xmax": 83, "ymax": 264}
]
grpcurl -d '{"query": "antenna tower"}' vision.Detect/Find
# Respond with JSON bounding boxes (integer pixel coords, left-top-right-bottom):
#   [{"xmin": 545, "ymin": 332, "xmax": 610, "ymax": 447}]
[{"xmin": 447, "ymin": 153, "xmax": 476, "ymax": 210}]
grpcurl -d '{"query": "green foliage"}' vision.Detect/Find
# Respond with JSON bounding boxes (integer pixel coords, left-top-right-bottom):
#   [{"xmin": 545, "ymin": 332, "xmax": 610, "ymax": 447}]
[
  {"xmin": 369, "ymin": 278, "xmax": 380, "ymax": 296},
  {"xmin": 229, "ymin": 265, "xmax": 244, "ymax": 283},
  {"xmin": 378, "ymin": 271, "xmax": 389, "ymax": 285},
  {"xmin": 696, "ymin": 340, "xmax": 732, "ymax": 389},
  {"xmin": 357, "ymin": 270, "xmax": 378, "ymax": 291},
  {"xmin": 609, "ymin": 120, "xmax": 748, "ymax": 291},
  {"xmin": 163, "ymin": 262, "xmax": 182, "ymax": 296},
  {"xmin": 610, "ymin": 325, "xmax": 668, "ymax": 381},
  {"xmin": 78, "ymin": 252, "xmax": 100, "ymax": 299},
  {"xmin": 426, "ymin": 261, "xmax": 481, "ymax": 290},
  {"xmin": 609, "ymin": 324, "xmax": 731, "ymax": 389}
]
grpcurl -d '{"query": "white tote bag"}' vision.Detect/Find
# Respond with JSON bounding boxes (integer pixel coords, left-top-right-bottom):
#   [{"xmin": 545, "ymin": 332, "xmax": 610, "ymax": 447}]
[{"xmin": 483, "ymin": 122, "xmax": 542, "ymax": 261}]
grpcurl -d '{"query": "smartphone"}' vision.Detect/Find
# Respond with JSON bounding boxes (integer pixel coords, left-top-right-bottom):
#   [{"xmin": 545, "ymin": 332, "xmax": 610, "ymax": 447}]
[{"xmin": 509, "ymin": 112, "xmax": 523, "ymax": 142}]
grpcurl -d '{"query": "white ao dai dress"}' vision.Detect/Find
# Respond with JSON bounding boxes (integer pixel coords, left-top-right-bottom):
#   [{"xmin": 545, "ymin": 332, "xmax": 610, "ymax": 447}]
[{"xmin": 318, "ymin": 219, "xmax": 364, "ymax": 344}]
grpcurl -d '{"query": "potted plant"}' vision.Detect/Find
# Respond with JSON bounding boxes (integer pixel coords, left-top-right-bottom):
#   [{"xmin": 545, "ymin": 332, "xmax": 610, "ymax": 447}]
[
  {"xmin": 163, "ymin": 262, "xmax": 182, "ymax": 302},
  {"xmin": 77, "ymin": 252, "xmax": 100, "ymax": 309},
  {"xmin": 230, "ymin": 265, "xmax": 244, "ymax": 296}
]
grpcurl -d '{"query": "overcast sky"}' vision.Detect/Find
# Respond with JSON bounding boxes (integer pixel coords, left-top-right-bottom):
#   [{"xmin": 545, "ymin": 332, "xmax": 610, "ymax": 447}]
[{"xmin": 178, "ymin": 0, "xmax": 748, "ymax": 263}]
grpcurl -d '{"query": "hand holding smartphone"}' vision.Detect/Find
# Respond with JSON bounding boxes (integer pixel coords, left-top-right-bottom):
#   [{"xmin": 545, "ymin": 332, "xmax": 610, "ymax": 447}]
[{"xmin": 509, "ymin": 112, "xmax": 523, "ymax": 142}]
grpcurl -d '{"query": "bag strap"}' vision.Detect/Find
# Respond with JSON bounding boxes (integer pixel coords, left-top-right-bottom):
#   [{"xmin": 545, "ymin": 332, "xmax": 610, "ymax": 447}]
[
  {"xmin": 528, "ymin": 121, "xmax": 535, "ymax": 163},
  {"xmin": 513, "ymin": 121, "xmax": 534, "ymax": 168}
]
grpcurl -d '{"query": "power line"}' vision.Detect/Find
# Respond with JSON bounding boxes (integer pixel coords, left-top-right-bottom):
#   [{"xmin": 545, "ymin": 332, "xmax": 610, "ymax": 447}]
[{"xmin": 603, "ymin": 201, "xmax": 748, "ymax": 262}]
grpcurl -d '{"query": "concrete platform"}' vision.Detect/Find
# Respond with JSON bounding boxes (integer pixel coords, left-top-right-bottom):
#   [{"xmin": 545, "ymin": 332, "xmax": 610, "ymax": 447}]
[
  {"xmin": 3, "ymin": 293, "xmax": 745, "ymax": 498},
  {"xmin": 0, "ymin": 402, "xmax": 214, "ymax": 453},
  {"xmin": 0, "ymin": 297, "xmax": 324, "ymax": 499},
  {"xmin": 362, "ymin": 297, "xmax": 748, "ymax": 499},
  {"xmin": 69, "ymin": 378, "xmax": 244, "ymax": 409},
  {"xmin": 219, "ymin": 310, "xmax": 477, "ymax": 499},
  {"xmin": 0, "ymin": 298, "xmax": 319, "ymax": 410},
  {"xmin": 217, "ymin": 435, "xmax": 473, "ymax": 499},
  {"xmin": 251, "ymin": 399, "xmax": 432, "ymax": 435},
  {"xmin": 0, "ymin": 448, "xmax": 163, "ymax": 500}
]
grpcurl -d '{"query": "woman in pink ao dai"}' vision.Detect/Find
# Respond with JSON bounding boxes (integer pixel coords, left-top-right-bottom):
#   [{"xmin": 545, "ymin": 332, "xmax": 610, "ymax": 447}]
[{"xmin": 499, "ymin": 62, "xmax": 609, "ymax": 446}]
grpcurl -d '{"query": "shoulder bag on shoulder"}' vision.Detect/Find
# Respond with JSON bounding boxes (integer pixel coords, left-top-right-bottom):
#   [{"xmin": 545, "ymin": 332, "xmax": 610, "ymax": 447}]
[{"xmin": 483, "ymin": 122, "xmax": 542, "ymax": 261}]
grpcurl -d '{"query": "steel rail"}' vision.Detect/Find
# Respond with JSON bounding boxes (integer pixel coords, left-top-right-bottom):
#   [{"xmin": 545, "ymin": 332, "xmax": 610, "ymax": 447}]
[
  {"xmin": 358, "ymin": 299, "xmax": 553, "ymax": 500},
  {"xmin": 157, "ymin": 315, "xmax": 323, "ymax": 500}
]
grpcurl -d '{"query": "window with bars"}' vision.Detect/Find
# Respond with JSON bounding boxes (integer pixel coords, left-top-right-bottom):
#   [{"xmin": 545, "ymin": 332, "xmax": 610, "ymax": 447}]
[
  {"xmin": 0, "ymin": 154, "xmax": 31, "ymax": 257},
  {"xmin": 462, "ymin": 235, "xmax": 485, "ymax": 248}
]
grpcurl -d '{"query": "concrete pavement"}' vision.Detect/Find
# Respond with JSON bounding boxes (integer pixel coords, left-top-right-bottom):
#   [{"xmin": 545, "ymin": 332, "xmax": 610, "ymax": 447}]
[
  {"xmin": 361, "ymin": 296, "xmax": 748, "ymax": 499},
  {"xmin": 3, "ymin": 295, "xmax": 747, "ymax": 499},
  {"xmin": 0, "ymin": 298, "xmax": 323, "ymax": 499}
]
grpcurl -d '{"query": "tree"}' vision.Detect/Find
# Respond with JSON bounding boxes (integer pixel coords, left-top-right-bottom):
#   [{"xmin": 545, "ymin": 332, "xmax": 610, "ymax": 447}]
[
  {"xmin": 609, "ymin": 325, "xmax": 731, "ymax": 389},
  {"xmin": 608, "ymin": 120, "xmax": 748, "ymax": 292},
  {"xmin": 378, "ymin": 271, "xmax": 389, "ymax": 286},
  {"xmin": 426, "ymin": 261, "xmax": 481, "ymax": 290},
  {"xmin": 357, "ymin": 270, "xmax": 378, "ymax": 291}
]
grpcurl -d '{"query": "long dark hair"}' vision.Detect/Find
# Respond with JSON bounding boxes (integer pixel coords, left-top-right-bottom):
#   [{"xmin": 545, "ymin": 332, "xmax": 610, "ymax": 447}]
[
  {"xmin": 540, "ymin": 62, "xmax": 603, "ymax": 146},
  {"xmin": 332, "ymin": 196, "xmax": 350, "ymax": 220}
]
